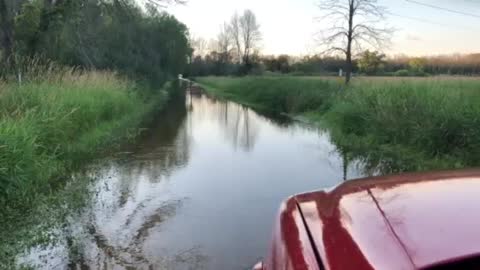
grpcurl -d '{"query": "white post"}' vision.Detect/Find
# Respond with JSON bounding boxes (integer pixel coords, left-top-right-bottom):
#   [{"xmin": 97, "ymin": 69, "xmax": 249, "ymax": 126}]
[
  {"xmin": 339, "ymin": 69, "xmax": 343, "ymax": 77},
  {"xmin": 17, "ymin": 71, "xmax": 22, "ymax": 86}
]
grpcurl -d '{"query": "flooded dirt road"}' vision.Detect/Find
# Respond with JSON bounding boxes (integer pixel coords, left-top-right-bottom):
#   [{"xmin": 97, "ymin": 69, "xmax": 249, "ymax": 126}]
[{"xmin": 20, "ymin": 92, "xmax": 364, "ymax": 269}]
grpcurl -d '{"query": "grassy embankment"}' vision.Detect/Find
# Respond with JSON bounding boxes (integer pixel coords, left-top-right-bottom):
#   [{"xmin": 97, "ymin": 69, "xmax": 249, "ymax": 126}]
[
  {"xmin": 0, "ymin": 70, "xmax": 171, "ymax": 268},
  {"xmin": 0, "ymin": 71, "xmax": 168, "ymax": 211},
  {"xmin": 198, "ymin": 76, "xmax": 480, "ymax": 173}
]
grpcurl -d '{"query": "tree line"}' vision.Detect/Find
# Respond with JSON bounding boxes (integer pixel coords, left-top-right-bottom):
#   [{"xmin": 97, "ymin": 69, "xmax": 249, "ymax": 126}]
[
  {"xmin": 0, "ymin": 0, "xmax": 191, "ymax": 87},
  {"xmin": 189, "ymin": 48, "xmax": 480, "ymax": 77},
  {"xmin": 187, "ymin": 9, "xmax": 262, "ymax": 76},
  {"xmin": 190, "ymin": 0, "xmax": 480, "ymax": 81},
  {"xmin": 188, "ymin": 0, "xmax": 392, "ymax": 81}
]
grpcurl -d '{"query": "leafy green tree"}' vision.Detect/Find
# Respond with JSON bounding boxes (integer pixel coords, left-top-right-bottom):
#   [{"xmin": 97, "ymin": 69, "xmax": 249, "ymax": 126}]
[
  {"xmin": 0, "ymin": 0, "xmax": 28, "ymax": 73},
  {"xmin": 409, "ymin": 57, "xmax": 427, "ymax": 73},
  {"xmin": 6, "ymin": 0, "xmax": 191, "ymax": 87},
  {"xmin": 14, "ymin": 0, "xmax": 41, "ymax": 56},
  {"xmin": 263, "ymin": 55, "xmax": 291, "ymax": 74},
  {"xmin": 357, "ymin": 50, "xmax": 386, "ymax": 75}
]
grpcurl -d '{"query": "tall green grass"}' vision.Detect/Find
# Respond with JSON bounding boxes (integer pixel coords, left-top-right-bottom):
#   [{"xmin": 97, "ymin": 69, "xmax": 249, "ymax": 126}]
[
  {"xmin": 0, "ymin": 71, "xmax": 166, "ymax": 210},
  {"xmin": 326, "ymin": 78, "xmax": 480, "ymax": 172},
  {"xmin": 198, "ymin": 76, "xmax": 339, "ymax": 114},
  {"xmin": 198, "ymin": 76, "xmax": 480, "ymax": 173}
]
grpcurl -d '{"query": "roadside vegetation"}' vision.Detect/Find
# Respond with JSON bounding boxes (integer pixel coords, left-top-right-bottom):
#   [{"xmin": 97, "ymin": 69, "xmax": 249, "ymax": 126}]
[
  {"xmin": 0, "ymin": 70, "xmax": 167, "ymax": 211},
  {"xmin": 199, "ymin": 76, "xmax": 480, "ymax": 173},
  {"xmin": 2, "ymin": 1, "xmax": 191, "ymax": 87},
  {"xmin": 198, "ymin": 76, "xmax": 338, "ymax": 113},
  {"xmin": 0, "ymin": 68, "xmax": 176, "ymax": 269},
  {"xmin": 0, "ymin": 0, "xmax": 191, "ymax": 266},
  {"xmin": 0, "ymin": 0, "xmax": 190, "ymax": 209}
]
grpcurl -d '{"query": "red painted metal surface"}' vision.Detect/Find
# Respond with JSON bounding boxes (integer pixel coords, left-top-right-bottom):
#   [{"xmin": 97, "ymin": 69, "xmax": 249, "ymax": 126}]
[
  {"xmin": 257, "ymin": 169, "xmax": 480, "ymax": 270},
  {"xmin": 263, "ymin": 197, "xmax": 321, "ymax": 270}
]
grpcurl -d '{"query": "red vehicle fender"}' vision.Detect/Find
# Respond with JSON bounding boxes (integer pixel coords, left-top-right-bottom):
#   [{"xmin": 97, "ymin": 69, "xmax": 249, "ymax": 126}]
[{"xmin": 261, "ymin": 197, "xmax": 321, "ymax": 270}]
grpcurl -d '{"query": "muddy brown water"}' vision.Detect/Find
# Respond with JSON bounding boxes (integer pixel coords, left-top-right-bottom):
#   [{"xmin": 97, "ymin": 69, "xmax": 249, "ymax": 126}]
[{"xmin": 19, "ymin": 92, "xmax": 365, "ymax": 270}]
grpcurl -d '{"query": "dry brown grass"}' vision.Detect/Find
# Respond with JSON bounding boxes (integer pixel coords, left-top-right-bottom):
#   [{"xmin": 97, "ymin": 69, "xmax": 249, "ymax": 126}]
[{"xmin": 13, "ymin": 57, "xmax": 130, "ymax": 90}]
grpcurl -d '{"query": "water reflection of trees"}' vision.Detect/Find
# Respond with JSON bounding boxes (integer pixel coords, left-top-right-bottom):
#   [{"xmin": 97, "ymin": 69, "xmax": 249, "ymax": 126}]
[
  {"xmin": 74, "ymin": 96, "xmax": 204, "ymax": 268},
  {"xmin": 332, "ymin": 135, "xmax": 421, "ymax": 178},
  {"xmin": 74, "ymin": 96, "xmax": 200, "ymax": 269},
  {"xmin": 217, "ymin": 102, "xmax": 259, "ymax": 152},
  {"xmin": 131, "ymin": 96, "xmax": 191, "ymax": 181},
  {"xmin": 188, "ymin": 94, "xmax": 302, "ymax": 152},
  {"xmin": 99, "ymin": 96, "xmax": 192, "ymax": 214},
  {"xmin": 20, "ymin": 96, "xmax": 208, "ymax": 269}
]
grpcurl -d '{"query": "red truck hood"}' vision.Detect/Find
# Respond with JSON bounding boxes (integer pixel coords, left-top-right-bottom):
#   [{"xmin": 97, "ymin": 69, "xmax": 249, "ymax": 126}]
[{"xmin": 295, "ymin": 169, "xmax": 480, "ymax": 270}]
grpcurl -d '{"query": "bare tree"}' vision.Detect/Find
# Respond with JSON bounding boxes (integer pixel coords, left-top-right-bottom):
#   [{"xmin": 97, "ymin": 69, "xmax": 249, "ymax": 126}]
[
  {"xmin": 228, "ymin": 10, "xmax": 261, "ymax": 71},
  {"xmin": 213, "ymin": 22, "xmax": 234, "ymax": 73},
  {"xmin": 239, "ymin": 9, "xmax": 261, "ymax": 71},
  {"xmin": 230, "ymin": 12, "xmax": 242, "ymax": 64},
  {"xmin": 317, "ymin": 0, "xmax": 392, "ymax": 84},
  {"xmin": 189, "ymin": 36, "xmax": 208, "ymax": 57},
  {"xmin": 216, "ymin": 23, "xmax": 232, "ymax": 57}
]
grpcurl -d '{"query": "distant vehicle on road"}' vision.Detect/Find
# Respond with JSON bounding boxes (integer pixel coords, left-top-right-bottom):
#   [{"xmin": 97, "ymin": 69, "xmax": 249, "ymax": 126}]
[{"xmin": 254, "ymin": 170, "xmax": 480, "ymax": 270}]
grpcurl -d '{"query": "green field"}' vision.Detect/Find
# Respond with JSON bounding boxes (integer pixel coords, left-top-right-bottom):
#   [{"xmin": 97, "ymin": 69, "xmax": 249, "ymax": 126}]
[{"xmin": 198, "ymin": 76, "xmax": 480, "ymax": 173}]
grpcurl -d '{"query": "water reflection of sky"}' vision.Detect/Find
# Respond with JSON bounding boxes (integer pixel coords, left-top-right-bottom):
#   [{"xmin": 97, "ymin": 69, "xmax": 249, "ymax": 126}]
[{"xmin": 20, "ymin": 93, "xmax": 363, "ymax": 270}]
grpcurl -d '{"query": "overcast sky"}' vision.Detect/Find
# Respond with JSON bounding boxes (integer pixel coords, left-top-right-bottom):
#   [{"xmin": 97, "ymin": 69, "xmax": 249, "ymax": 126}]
[{"xmin": 167, "ymin": 0, "xmax": 480, "ymax": 56}]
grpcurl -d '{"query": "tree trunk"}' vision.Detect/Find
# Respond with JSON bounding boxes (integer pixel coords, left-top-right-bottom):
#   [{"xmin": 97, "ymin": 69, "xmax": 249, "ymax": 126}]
[
  {"xmin": 345, "ymin": 48, "xmax": 352, "ymax": 84},
  {"xmin": 0, "ymin": 0, "xmax": 15, "ymax": 75},
  {"xmin": 243, "ymin": 49, "xmax": 250, "ymax": 74},
  {"xmin": 345, "ymin": 0, "xmax": 354, "ymax": 85}
]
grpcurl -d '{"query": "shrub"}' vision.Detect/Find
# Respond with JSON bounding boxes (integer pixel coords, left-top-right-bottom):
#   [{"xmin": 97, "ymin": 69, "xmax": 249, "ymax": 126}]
[{"xmin": 394, "ymin": 69, "xmax": 410, "ymax": 76}]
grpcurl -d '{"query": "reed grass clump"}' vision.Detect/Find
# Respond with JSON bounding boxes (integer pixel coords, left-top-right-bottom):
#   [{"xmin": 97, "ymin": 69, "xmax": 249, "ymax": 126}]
[{"xmin": 326, "ymin": 78, "xmax": 480, "ymax": 170}]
